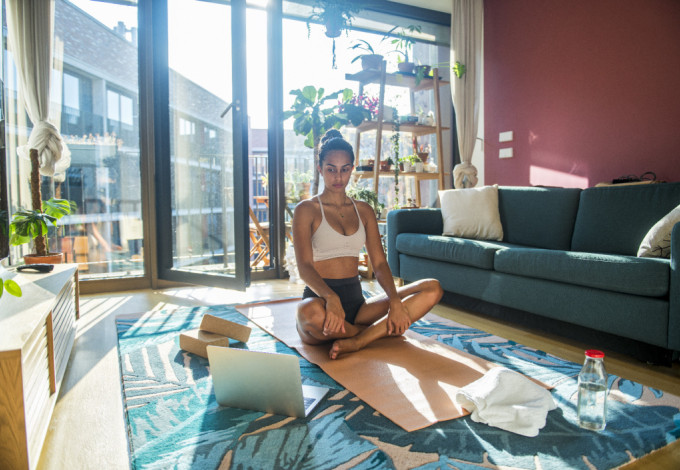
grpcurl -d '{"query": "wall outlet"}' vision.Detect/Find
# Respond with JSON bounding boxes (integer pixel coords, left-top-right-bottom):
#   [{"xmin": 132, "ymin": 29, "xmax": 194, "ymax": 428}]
[
  {"xmin": 499, "ymin": 148, "xmax": 514, "ymax": 159},
  {"xmin": 499, "ymin": 131, "xmax": 514, "ymax": 143}
]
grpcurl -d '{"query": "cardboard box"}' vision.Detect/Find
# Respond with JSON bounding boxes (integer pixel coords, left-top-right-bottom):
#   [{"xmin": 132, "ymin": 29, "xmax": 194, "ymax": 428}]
[
  {"xmin": 179, "ymin": 329, "xmax": 230, "ymax": 358},
  {"xmin": 199, "ymin": 314, "xmax": 251, "ymax": 343}
]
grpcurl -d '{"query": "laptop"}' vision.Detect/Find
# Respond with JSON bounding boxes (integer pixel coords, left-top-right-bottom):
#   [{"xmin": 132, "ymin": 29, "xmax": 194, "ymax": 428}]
[{"xmin": 207, "ymin": 345, "xmax": 329, "ymax": 418}]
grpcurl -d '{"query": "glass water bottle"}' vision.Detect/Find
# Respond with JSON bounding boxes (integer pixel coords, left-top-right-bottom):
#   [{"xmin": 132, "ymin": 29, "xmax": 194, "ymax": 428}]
[{"xmin": 577, "ymin": 349, "xmax": 608, "ymax": 431}]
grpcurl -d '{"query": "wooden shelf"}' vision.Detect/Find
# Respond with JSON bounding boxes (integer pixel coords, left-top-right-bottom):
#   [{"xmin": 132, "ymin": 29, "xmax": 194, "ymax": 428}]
[
  {"xmin": 355, "ymin": 121, "xmax": 450, "ymax": 136},
  {"xmin": 354, "ymin": 170, "xmax": 440, "ymax": 180},
  {"xmin": 346, "ymin": 63, "xmax": 450, "ymax": 207},
  {"xmin": 345, "ymin": 69, "xmax": 449, "ymax": 92}
]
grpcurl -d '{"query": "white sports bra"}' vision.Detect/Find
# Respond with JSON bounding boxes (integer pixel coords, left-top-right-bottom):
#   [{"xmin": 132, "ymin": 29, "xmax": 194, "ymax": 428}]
[{"xmin": 311, "ymin": 196, "xmax": 366, "ymax": 262}]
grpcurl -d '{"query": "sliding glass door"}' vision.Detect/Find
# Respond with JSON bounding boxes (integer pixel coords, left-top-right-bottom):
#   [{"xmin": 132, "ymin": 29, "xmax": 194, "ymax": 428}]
[{"xmin": 153, "ymin": 0, "xmax": 250, "ymax": 289}]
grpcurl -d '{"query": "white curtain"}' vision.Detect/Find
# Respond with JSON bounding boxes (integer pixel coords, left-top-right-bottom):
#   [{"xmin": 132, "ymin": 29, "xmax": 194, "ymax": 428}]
[
  {"xmin": 451, "ymin": 0, "xmax": 482, "ymax": 189},
  {"xmin": 6, "ymin": 0, "xmax": 70, "ymax": 179}
]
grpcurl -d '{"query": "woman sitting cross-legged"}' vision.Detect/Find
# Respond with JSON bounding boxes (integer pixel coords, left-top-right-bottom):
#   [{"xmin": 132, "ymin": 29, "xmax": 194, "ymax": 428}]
[{"xmin": 293, "ymin": 129, "xmax": 443, "ymax": 360}]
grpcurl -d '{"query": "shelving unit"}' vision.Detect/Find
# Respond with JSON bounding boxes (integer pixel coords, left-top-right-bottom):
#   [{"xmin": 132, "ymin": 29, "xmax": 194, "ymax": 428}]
[{"xmin": 345, "ymin": 63, "xmax": 450, "ymax": 207}]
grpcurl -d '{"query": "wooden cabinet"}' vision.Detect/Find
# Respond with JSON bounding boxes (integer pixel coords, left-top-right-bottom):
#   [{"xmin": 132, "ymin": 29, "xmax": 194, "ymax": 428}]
[
  {"xmin": 0, "ymin": 264, "xmax": 79, "ymax": 470},
  {"xmin": 345, "ymin": 64, "xmax": 450, "ymax": 207}
]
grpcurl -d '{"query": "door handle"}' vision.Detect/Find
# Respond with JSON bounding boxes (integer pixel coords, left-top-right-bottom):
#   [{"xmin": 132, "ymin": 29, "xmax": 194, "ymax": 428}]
[{"xmin": 220, "ymin": 100, "xmax": 240, "ymax": 118}]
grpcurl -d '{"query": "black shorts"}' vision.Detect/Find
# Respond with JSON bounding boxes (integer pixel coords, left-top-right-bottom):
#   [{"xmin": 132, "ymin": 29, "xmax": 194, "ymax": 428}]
[{"xmin": 302, "ymin": 276, "xmax": 366, "ymax": 325}]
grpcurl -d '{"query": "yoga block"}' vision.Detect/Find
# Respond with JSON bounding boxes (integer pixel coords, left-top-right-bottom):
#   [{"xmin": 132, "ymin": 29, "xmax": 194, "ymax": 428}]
[
  {"xmin": 200, "ymin": 314, "xmax": 251, "ymax": 343},
  {"xmin": 179, "ymin": 329, "xmax": 230, "ymax": 358}
]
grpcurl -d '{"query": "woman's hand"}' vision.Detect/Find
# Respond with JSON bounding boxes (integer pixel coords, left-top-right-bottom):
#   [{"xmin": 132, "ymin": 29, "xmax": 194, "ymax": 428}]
[
  {"xmin": 386, "ymin": 299, "xmax": 411, "ymax": 336},
  {"xmin": 323, "ymin": 295, "xmax": 347, "ymax": 336}
]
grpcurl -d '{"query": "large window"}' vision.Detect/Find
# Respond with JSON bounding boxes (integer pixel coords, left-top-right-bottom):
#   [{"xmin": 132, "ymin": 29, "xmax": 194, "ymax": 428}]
[{"xmin": 4, "ymin": 0, "xmax": 143, "ymax": 278}]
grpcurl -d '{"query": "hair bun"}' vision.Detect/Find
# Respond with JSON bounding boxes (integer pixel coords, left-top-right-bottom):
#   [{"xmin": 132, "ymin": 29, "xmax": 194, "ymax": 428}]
[{"xmin": 321, "ymin": 129, "xmax": 343, "ymax": 145}]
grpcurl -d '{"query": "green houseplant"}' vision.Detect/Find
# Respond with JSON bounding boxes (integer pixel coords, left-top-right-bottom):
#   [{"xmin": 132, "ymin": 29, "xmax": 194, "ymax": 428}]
[
  {"xmin": 307, "ymin": 0, "xmax": 363, "ymax": 68},
  {"xmin": 9, "ymin": 148, "xmax": 76, "ymax": 264},
  {"xmin": 385, "ymin": 24, "xmax": 421, "ymax": 74},
  {"xmin": 349, "ymin": 39, "xmax": 383, "ymax": 71},
  {"xmin": 347, "ymin": 186, "xmax": 383, "ymax": 217},
  {"xmin": 284, "ymin": 86, "xmax": 355, "ymax": 195}
]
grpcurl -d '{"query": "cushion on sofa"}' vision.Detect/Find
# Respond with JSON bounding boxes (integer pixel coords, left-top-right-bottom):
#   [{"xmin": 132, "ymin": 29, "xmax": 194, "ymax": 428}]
[
  {"xmin": 439, "ymin": 185, "xmax": 503, "ymax": 241},
  {"xmin": 498, "ymin": 186, "xmax": 581, "ymax": 250},
  {"xmin": 638, "ymin": 204, "xmax": 680, "ymax": 258},
  {"xmin": 395, "ymin": 233, "xmax": 511, "ymax": 270},
  {"xmin": 494, "ymin": 247, "xmax": 670, "ymax": 297},
  {"xmin": 571, "ymin": 182, "xmax": 680, "ymax": 255}
]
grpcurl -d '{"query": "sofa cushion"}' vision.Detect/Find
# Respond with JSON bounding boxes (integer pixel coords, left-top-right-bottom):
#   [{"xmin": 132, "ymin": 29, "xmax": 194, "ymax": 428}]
[
  {"xmin": 395, "ymin": 233, "xmax": 511, "ymax": 270},
  {"xmin": 439, "ymin": 185, "xmax": 503, "ymax": 241},
  {"xmin": 494, "ymin": 247, "xmax": 670, "ymax": 297},
  {"xmin": 638, "ymin": 204, "xmax": 680, "ymax": 258},
  {"xmin": 572, "ymin": 182, "xmax": 680, "ymax": 255},
  {"xmin": 498, "ymin": 186, "xmax": 582, "ymax": 250}
]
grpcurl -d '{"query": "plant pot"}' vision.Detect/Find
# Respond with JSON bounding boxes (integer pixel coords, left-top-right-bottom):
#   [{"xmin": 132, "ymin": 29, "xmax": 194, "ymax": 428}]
[
  {"xmin": 324, "ymin": 17, "xmax": 343, "ymax": 38},
  {"xmin": 415, "ymin": 162, "xmax": 424, "ymax": 173},
  {"xmin": 397, "ymin": 61, "xmax": 415, "ymax": 74},
  {"xmin": 24, "ymin": 252, "xmax": 64, "ymax": 265},
  {"xmin": 380, "ymin": 161, "xmax": 392, "ymax": 171},
  {"xmin": 415, "ymin": 65, "xmax": 431, "ymax": 77},
  {"xmin": 417, "ymin": 152, "xmax": 430, "ymax": 164},
  {"xmin": 361, "ymin": 54, "xmax": 383, "ymax": 71},
  {"xmin": 403, "ymin": 162, "xmax": 413, "ymax": 172}
]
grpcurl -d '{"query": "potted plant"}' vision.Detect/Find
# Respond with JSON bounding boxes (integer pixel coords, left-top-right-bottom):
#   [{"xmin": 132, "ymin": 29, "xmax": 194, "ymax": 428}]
[
  {"xmin": 338, "ymin": 93, "xmax": 379, "ymax": 122},
  {"xmin": 417, "ymin": 143, "xmax": 431, "ymax": 164},
  {"xmin": 349, "ymin": 39, "xmax": 383, "ymax": 71},
  {"xmin": 307, "ymin": 0, "xmax": 362, "ymax": 68},
  {"xmin": 283, "ymin": 86, "xmax": 352, "ymax": 195},
  {"xmin": 347, "ymin": 186, "xmax": 382, "ymax": 217},
  {"xmin": 385, "ymin": 24, "xmax": 421, "ymax": 74},
  {"xmin": 9, "ymin": 149, "xmax": 76, "ymax": 264}
]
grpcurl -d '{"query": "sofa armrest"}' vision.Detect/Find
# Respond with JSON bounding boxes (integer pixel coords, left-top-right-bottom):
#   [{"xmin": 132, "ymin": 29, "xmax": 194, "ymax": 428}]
[
  {"xmin": 387, "ymin": 208, "xmax": 443, "ymax": 277},
  {"xmin": 669, "ymin": 221, "xmax": 680, "ymax": 350}
]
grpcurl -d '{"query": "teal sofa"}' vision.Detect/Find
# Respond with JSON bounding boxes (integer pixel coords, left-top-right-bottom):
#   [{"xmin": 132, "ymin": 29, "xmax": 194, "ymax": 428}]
[{"xmin": 387, "ymin": 183, "xmax": 680, "ymax": 361}]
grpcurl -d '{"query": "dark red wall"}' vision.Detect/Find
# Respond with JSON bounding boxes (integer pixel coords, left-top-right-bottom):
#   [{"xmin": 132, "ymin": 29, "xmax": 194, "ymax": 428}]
[{"xmin": 484, "ymin": 0, "xmax": 680, "ymax": 188}]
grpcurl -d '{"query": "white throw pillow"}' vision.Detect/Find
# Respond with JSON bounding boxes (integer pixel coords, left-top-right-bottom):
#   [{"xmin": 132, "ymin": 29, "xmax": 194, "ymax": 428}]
[
  {"xmin": 439, "ymin": 185, "xmax": 503, "ymax": 241},
  {"xmin": 637, "ymin": 204, "xmax": 680, "ymax": 258}
]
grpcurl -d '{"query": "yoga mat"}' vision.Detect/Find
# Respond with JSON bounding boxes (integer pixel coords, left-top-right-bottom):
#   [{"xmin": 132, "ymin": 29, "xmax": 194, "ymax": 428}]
[{"xmin": 236, "ymin": 299, "xmax": 505, "ymax": 431}]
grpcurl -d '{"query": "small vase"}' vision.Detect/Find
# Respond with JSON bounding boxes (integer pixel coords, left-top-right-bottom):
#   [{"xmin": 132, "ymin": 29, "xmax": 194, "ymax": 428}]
[{"xmin": 417, "ymin": 152, "xmax": 429, "ymax": 164}]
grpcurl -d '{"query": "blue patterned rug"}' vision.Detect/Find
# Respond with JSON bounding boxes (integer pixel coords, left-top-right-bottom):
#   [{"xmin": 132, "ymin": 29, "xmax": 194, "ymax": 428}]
[{"xmin": 116, "ymin": 303, "xmax": 680, "ymax": 469}]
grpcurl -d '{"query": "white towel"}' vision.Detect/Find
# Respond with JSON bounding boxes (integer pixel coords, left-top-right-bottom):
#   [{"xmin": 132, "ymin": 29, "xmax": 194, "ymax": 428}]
[{"xmin": 454, "ymin": 367, "xmax": 556, "ymax": 437}]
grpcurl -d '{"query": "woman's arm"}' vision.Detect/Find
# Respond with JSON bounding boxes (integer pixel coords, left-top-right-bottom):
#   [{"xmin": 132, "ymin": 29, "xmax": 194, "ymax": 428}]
[
  {"xmin": 292, "ymin": 201, "xmax": 346, "ymax": 335},
  {"xmin": 360, "ymin": 203, "xmax": 410, "ymax": 335}
]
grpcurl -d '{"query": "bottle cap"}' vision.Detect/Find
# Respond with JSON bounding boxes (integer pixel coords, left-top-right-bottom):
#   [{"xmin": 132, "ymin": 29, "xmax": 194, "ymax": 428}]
[{"xmin": 585, "ymin": 349, "xmax": 605, "ymax": 358}]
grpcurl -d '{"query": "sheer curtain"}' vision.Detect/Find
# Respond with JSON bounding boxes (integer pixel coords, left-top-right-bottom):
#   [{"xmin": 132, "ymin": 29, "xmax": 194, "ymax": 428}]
[
  {"xmin": 6, "ymin": 0, "xmax": 70, "ymax": 179},
  {"xmin": 451, "ymin": 0, "xmax": 483, "ymax": 189}
]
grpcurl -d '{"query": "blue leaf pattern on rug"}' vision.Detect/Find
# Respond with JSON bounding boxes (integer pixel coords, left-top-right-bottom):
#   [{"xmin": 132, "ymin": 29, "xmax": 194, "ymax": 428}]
[{"xmin": 116, "ymin": 304, "xmax": 680, "ymax": 469}]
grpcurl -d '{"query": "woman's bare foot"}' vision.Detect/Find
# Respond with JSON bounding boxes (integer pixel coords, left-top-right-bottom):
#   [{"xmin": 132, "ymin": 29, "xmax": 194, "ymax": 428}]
[{"xmin": 329, "ymin": 337, "xmax": 360, "ymax": 359}]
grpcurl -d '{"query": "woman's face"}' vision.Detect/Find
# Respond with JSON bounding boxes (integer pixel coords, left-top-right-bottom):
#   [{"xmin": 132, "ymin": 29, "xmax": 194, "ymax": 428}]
[{"xmin": 319, "ymin": 150, "xmax": 354, "ymax": 192}]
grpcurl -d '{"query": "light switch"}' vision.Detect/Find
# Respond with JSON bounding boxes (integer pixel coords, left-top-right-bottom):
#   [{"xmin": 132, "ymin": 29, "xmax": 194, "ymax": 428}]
[
  {"xmin": 499, "ymin": 148, "xmax": 513, "ymax": 159},
  {"xmin": 499, "ymin": 131, "xmax": 513, "ymax": 143}
]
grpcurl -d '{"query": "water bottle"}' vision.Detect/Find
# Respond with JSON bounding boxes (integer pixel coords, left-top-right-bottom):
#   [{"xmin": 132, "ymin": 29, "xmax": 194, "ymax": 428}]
[{"xmin": 577, "ymin": 349, "xmax": 608, "ymax": 431}]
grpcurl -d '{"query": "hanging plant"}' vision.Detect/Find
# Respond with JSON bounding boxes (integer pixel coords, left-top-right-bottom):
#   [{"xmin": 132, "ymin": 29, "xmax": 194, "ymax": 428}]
[
  {"xmin": 391, "ymin": 108, "xmax": 401, "ymax": 208},
  {"xmin": 307, "ymin": 0, "xmax": 362, "ymax": 69}
]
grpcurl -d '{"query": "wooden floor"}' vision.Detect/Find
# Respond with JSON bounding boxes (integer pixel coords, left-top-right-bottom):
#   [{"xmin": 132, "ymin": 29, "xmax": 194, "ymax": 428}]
[{"xmin": 37, "ymin": 279, "xmax": 680, "ymax": 469}]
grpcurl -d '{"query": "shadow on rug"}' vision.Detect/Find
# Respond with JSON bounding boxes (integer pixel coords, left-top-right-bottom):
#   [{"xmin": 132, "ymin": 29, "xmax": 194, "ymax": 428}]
[{"xmin": 115, "ymin": 303, "xmax": 680, "ymax": 469}]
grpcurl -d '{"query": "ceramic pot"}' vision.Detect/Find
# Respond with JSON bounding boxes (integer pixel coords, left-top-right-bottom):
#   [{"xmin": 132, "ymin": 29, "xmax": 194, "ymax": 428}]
[
  {"xmin": 24, "ymin": 252, "xmax": 64, "ymax": 265},
  {"xmin": 361, "ymin": 54, "xmax": 383, "ymax": 71},
  {"xmin": 415, "ymin": 162, "xmax": 424, "ymax": 173},
  {"xmin": 417, "ymin": 152, "xmax": 429, "ymax": 164},
  {"xmin": 397, "ymin": 61, "xmax": 415, "ymax": 74}
]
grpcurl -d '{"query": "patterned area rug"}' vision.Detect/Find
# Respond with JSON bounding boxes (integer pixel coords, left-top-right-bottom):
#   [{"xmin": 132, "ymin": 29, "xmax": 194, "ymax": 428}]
[{"xmin": 116, "ymin": 303, "xmax": 680, "ymax": 469}]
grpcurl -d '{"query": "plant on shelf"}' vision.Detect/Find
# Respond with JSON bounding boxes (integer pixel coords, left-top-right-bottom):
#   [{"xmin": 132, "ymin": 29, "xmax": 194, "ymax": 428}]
[
  {"xmin": 347, "ymin": 186, "xmax": 383, "ymax": 217},
  {"xmin": 349, "ymin": 39, "xmax": 383, "ymax": 72},
  {"xmin": 385, "ymin": 24, "xmax": 421, "ymax": 74},
  {"xmin": 284, "ymin": 86, "xmax": 353, "ymax": 194},
  {"xmin": 338, "ymin": 92, "xmax": 378, "ymax": 124},
  {"xmin": 307, "ymin": 0, "xmax": 362, "ymax": 68},
  {"xmin": 390, "ymin": 108, "xmax": 401, "ymax": 207},
  {"xmin": 9, "ymin": 149, "xmax": 76, "ymax": 264}
]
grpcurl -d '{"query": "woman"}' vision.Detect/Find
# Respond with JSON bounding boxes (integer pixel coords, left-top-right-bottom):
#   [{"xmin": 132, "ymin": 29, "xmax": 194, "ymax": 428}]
[{"xmin": 293, "ymin": 129, "xmax": 443, "ymax": 360}]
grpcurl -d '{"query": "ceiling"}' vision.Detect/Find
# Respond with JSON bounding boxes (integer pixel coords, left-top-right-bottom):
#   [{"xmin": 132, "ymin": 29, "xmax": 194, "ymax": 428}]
[{"xmin": 387, "ymin": 0, "xmax": 452, "ymax": 14}]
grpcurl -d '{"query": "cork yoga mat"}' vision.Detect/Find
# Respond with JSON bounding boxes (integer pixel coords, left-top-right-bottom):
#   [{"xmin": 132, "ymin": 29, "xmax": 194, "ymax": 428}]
[{"xmin": 235, "ymin": 299, "xmax": 501, "ymax": 432}]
